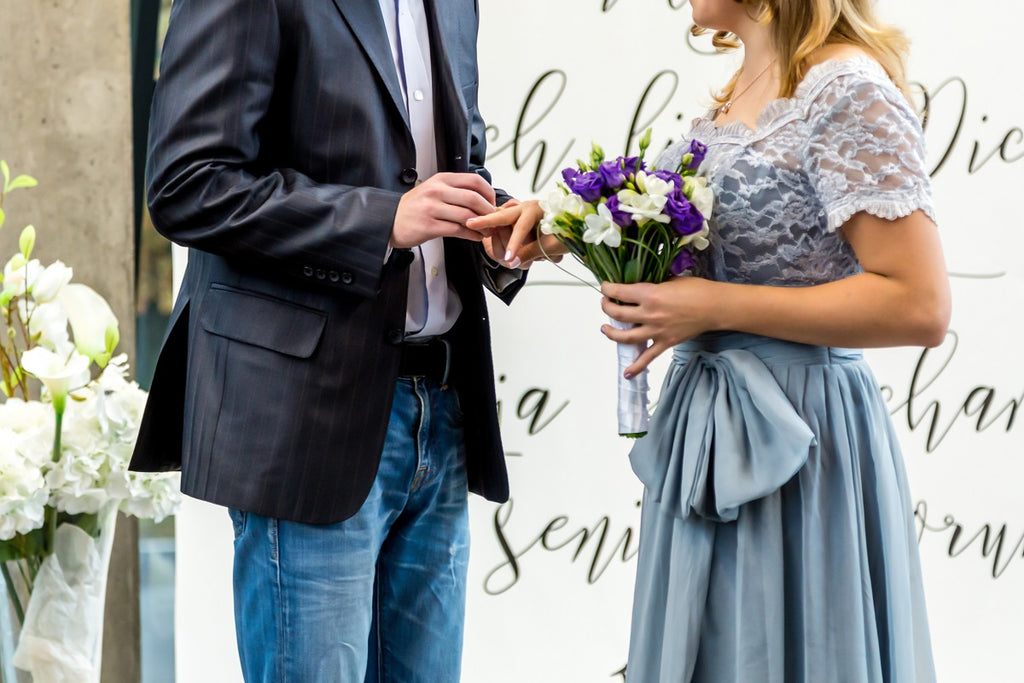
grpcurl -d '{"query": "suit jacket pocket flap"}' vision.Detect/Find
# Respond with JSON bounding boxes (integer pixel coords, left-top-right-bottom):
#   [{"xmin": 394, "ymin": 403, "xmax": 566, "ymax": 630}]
[{"xmin": 200, "ymin": 285, "xmax": 326, "ymax": 358}]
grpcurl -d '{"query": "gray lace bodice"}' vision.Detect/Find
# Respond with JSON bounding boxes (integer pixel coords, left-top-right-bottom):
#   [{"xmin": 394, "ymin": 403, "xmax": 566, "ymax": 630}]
[{"xmin": 657, "ymin": 57, "xmax": 935, "ymax": 286}]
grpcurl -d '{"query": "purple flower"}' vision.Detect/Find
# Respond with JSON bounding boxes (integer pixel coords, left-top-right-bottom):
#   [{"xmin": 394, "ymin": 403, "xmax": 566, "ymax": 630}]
[
  {"xmin": 686, "ymin": 139, "xmax": 707, "ymax": 170},
  {"xmin": 671, "ymin": 249, "xmax": 696, "ymax": 276},
  {"xmin": 562, "ymin": 168, "xmax": 604, "ymax": 203},
  {"xmin": 664, "ymin": 191, "xmax": 704, "ymax": 235},
  {"xmin": 599, "ymin": 160, "xmax": 626, "ymax": 189},
  {"xmin": 622, "ymin": 155, "xmax": 645, "ymax": 176},
  {"xmin": 604, "ymin": 195, "xmax": 633, "ymax": 227},
  {"xmin": 650, "ymin": 169, "xmax": 683, "ymax": 187}
]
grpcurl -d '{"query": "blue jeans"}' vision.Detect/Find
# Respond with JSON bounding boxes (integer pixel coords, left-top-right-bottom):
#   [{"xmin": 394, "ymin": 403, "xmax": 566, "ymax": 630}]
[{"xmin": 230, "ymin": 378, "xmax": 470, "ymax": 682}]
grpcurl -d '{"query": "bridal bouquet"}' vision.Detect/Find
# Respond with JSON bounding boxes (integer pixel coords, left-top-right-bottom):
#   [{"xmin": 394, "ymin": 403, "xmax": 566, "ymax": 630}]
[
  {"xmin": 539, "ymin": 131, "xmax": 712, "ymax": 437},
  {"xmin": 0, "ymin": 161, "xmax": 180, "ymax": 682}
]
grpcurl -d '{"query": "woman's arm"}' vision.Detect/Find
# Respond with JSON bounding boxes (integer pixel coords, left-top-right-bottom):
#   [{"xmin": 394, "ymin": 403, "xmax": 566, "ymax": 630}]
[{"xmin": 601, "ymin": 208, "xmax": 951, "ymax": 377}]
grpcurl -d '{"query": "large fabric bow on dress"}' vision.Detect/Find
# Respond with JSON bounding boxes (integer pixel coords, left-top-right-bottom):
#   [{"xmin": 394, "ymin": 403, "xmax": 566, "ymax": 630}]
[{"xmin": 630, "ymin": 348, "xmax": 816, "ymax": 522}]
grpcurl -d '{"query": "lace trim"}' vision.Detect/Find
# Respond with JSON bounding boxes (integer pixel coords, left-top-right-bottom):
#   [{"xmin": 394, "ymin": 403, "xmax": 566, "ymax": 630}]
[
  {"xmin": 690, "ymin": 56, "xmax": 890, "ymax": 144},
  {"xmin": 825, "ymin": 189, "xmax": 937, "ymax": 232}
]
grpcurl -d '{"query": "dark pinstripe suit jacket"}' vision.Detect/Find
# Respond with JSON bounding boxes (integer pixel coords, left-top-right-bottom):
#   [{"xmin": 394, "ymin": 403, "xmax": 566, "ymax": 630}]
[{"xmin": 129, "ymin": 0, "xmax": 523, "ymax": 524}]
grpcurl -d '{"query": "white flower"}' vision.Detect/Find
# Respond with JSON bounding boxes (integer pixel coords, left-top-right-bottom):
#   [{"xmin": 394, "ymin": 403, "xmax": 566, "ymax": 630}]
[
  {"xmin": 0, "ymin": 434, "xmax": 49, "ymax": 540},
  {"xmin": 56, "ymin": 283, "xmax": 120, "ymax": 366},
  {"xmin": 616, "ymin": 186, "xmax": 670, "ymax": 225},
  {"xmin": 2, "ymin": 256, "xmax": 43, "ymax": 299},
  {"xmin": 45, "ymin": 442, "xmax": 110, "ymax": 515},
  {"xmin": 31, "ymin": 260, "xmax": 73, "ymax": 303},
  {"xmin": 539, "ymin": 190, "xmax": 589, "ymax": 236},
  {"xmin": 108, "ymin": 471, "xmax": 181, "ymax": 524},
  {"xmin": 20, "ymin": 346, "xmax": 92, "ymax": 411},
  {"xmin": 0, "ymin": 398, "xmax": 52, "ymax": 434},
  {"xmin": 684, "ymin": 176, "xmax": 714, "ymax": 218},
  {"xmin": 636, "ymin": 170, "xmax": 675, "ymax": 198},
  {"xmin": 25, "ymin": 300, "xmax": 74, "ymax": 357},
  {"xmin": 679, "ymin": 223, "xmax": 711, "ymax": 251},
  {"xmin": 93, "ymin": 358, "xmax": 147, "ymax": 438},
  {"xmin": 582, "ymin": 203, "xmax": 622, "ymax": 248}
]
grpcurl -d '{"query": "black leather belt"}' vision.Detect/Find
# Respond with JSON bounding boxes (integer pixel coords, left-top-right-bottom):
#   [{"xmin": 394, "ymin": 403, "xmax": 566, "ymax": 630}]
[{"xmin": 398, "ymin": 337, "xmax": 451, "ymax": 385}]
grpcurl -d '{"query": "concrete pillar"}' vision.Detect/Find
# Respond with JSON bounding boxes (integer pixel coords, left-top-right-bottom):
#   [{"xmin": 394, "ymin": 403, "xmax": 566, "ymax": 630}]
[{"xmin": 0, "ymin": 2, "xmax": 140, "ymax": 681}]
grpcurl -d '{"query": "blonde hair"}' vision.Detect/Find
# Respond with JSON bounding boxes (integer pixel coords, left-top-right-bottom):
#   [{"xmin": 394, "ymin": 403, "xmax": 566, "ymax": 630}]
[{"xmin": 695, "ymin": 0, "xmax": 910, "ymax": 105}]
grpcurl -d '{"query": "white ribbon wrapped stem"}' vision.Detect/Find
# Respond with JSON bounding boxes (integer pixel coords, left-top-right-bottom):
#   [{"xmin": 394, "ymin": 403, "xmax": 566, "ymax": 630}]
[{"xmin": 610, "ymin": 318, "xmax": 649, "ymax": 437}]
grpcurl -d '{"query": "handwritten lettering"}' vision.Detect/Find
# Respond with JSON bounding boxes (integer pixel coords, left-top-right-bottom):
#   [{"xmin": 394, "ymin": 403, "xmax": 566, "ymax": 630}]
[
  {"xmin": 487, "ymin": 70, "xmax": 575, "ymax": 193},
  {"xmin": 919, "ymin": 77, "xmax": 1024, "ymax": 178},
  {"xmin": 883, "ymin": 332, "xmax": 1023, "ymax": 452},
  {"xmin": 600, "ymin": 0, "xmax": 687, "ymax": 12},
  {"xmin": 483, "ymin": 498, "xmax": 641, "ymax": 595},
  {"xmin": 916, "ymin": 501, "xmax": 1024, "ymax": 578},
  {"xmin": 487, "ymin": 71, "xmax": 690, "ymax": 193},
  {"xmin": 496, "ymin": 374, "xmax": 570, "ymax": 437}
]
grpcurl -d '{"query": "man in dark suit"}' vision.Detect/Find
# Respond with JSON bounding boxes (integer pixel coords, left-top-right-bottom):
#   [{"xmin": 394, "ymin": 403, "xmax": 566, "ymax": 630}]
[{"xmin": 130, "ymin": 0, "xmax": 527, "ymax": 679}]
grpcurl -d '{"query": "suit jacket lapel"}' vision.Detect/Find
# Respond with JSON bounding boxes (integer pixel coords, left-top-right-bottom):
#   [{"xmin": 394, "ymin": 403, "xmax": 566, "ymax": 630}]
[
  {"xmin": 423, "ymin": 0, "xmax": 469, "ymax": 171},
  {"xmin": 330, "ymin": 0, "xmax": 411, "ymax": 130}
]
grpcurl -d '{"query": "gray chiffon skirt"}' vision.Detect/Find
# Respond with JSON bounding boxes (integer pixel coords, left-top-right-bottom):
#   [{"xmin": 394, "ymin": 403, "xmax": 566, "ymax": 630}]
[{"xmin": 626, "ymin": 333, "xmax": 935, "ymax": 683}]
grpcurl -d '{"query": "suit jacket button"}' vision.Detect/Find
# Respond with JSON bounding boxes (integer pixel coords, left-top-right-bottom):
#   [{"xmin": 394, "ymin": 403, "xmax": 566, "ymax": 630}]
[
  {"xmin": 387, "ymin": 329, "xmax": 403, "ymax": 345},
  {"xmin": 341, "ymin": 272, "xmax": 354, "ymax": 285},
  {"xmin": 315, "ymin": 269, "xmax": 326, "ymax": 280},
  {"xmin": 303, "ymin": 266, "xmax": 314, "ymax": 277},
  {"xmin": 328, "ymin": 271, "xmax": 340, "ymax": 283},
  {"xmin": 400, "ymin": 168, "xmax": 418, "ymax": 185}
]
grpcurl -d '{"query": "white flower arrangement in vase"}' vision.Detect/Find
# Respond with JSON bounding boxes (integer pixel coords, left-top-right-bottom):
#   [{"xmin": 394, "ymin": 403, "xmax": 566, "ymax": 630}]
[{"xmin": 0, "ymin": 160, "xmax": 180, "ymax": 683}]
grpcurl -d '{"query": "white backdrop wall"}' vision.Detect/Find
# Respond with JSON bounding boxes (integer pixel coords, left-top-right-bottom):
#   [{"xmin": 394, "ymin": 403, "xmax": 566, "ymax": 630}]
[{"xmin": 175, "ymin": 1, "xmax": 1024, "ymax": 681}]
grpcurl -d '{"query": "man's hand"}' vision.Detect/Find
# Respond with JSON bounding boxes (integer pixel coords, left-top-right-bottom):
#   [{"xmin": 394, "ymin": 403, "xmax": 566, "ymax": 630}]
[
  {"xmin": 391, "ymin": 172, "xmax": 498, "ymax": 248},
  {"xmin": 467, "ymin": 199, "xmax": 566, "ymax": 268}
]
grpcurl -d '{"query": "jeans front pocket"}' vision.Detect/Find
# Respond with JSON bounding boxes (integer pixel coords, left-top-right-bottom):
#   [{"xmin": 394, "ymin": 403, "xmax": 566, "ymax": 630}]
[{"xmin": 228, "ymin": 508, "xmax": 248, "ymax": 541}]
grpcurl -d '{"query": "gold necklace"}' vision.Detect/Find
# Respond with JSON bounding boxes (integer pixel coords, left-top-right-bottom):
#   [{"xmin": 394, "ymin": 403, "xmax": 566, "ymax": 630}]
[{"xmin": 720, "ymin": 59, "xmax": 777, "ymax": 115}]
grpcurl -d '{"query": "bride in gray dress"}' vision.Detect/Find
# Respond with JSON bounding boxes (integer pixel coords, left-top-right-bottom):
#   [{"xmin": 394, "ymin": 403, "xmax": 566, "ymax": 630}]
[
  {"xmin": 596, "ymin": 1, "xmax": 948, "ymax": 681},
  {"xmin": 470, "ymin": 0, "xmax": 948, "ymax": 680}
]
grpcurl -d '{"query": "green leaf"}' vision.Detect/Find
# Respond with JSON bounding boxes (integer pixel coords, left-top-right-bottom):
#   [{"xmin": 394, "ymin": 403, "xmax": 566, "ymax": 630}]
[
  {"xmin": 58, "ymin": 511, "xmax": 103, "ymax": 539},
  {"xmin": 1, "ymin": 160, "xmax": 9, "ymax": 188},
  {"xmin": 0, "ymin": 205, "xmax": 5, "ymax": 229},
  {"xmin": 19, "ymin": 224, "xmax": 36, "ymax": 259},
  {"xmin": 0, "ymin": 528, "xmax": 48, "ymax": 563},
  {"xmin": 98, "ymin": 323, "xmax": 120, "ymax": 368},
  {"xmin": 7, "ymin": 175, "xmax": 38, "ymax": 192},
  {"xmin": 624, "ymin": 258, "xmax": 641, "ymax": 284}
]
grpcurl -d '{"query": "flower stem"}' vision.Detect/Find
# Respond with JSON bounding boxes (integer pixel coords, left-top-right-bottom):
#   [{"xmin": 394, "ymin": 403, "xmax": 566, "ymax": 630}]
[
  {"xmin": 0, "ymin": 563, "xmax": 25, "ymax": 625},
  {"xmin": 52, "ymin": 408, "xmax": 63, "ymax": 463}
]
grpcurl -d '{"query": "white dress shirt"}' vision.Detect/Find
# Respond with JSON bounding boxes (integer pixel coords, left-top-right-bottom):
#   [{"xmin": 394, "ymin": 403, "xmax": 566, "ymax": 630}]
[{"xmin": 379, "ymin": 0, "xmax": 462, "ymax": 339}]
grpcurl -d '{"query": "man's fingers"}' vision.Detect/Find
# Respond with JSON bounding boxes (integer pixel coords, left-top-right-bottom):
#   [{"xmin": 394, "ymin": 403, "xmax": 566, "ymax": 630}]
[
  {"xmin": 445, "ymin": 224, "xmax": 486, "ymax": 242},
  {"xmin": 436, "ymin": 172, "xmax": 497, "ymax": 205}
]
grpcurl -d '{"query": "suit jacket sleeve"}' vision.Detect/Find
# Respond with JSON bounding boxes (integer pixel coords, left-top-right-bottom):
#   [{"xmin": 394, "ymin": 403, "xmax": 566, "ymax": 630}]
[{"xmin": 146, "ymin": 0, "xmax": 396, "ymax": 299}]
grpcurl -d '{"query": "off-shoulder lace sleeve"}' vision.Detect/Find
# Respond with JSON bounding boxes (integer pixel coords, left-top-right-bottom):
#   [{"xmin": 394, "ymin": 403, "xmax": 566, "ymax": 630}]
[{"xmin": 805, "ymin": 73, "xmax": 936, "ymax": 231}]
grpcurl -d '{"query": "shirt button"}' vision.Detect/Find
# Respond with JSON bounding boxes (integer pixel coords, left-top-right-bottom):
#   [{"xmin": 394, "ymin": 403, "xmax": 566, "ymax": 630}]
[
  {"xmin": 341, "ymin": 272, "xmax": 354, "ymax": 285},
  {"xmin": 315, "ymin": 269, "xmax": 326, "ymax": 280},
  {"xmin": 328, "ymin": 271, "xmax": 340, "ymax": 283},
  {"xmin": 430, "ymin": 266, "xmax": 439, "ymax": 278},
  {"xmin": 413, "ymin": 89, "xmax": 424, "ymax": 102},
  {"xmin": 400, "ymin": 168, "xmax": 418, "ymax": 185}
]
